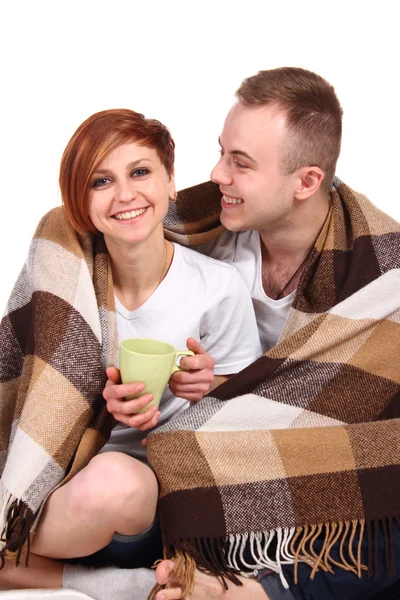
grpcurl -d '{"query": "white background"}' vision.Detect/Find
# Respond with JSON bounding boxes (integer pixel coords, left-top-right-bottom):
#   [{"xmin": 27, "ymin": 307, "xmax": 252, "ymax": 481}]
[{"xmin": 1, "ymin": 0, "xmax": 399, "ymax": 313}]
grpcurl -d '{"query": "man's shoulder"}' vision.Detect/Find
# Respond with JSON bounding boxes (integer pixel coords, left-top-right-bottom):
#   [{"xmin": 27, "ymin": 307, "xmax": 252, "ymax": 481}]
[
  {"xmin": 174, "ymin": 243, "xmax": 253, "ymax": 302},
  {"xmin": 176, "ymin": 242, "xmax": 240, "ymax": 276},
  {"xmin": 334, "ymin": 178, "xmax": 400, "ymax": 235},
  {"xmin": 197, "ymin": 229, "xmax": 257, "ymax": 262}
]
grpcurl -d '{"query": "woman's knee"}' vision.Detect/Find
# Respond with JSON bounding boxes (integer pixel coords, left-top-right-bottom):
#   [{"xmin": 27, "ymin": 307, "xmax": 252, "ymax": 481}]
[{"xmin": 65, "ymin": 452, "xmax": 158, "ymax": 522}]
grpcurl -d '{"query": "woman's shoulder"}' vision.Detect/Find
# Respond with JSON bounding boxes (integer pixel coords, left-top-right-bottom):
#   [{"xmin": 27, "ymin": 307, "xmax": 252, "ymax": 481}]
[
  {"xmin": 32, "ymin": 207, "xmax": 95, "ymax": 259},
  {"xmin": 33, "ymin": 206, "xmax": 73, "ymax": 239}
]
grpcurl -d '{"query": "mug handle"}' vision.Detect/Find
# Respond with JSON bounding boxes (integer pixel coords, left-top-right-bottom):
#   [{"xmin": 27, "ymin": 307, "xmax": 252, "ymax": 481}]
[{"xmin": 172, "ymin": 350, "xmax": 195, "ymax": 373}]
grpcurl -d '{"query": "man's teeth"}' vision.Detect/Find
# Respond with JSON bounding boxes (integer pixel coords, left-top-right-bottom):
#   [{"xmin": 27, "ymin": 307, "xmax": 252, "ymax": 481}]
[
  {"xmin": 114, "ymin": 208, "xmax": 146, "ymax": 220},
  {"xmin": 223, "ymin": 195, "xmax": 243, "ymax": 204}
]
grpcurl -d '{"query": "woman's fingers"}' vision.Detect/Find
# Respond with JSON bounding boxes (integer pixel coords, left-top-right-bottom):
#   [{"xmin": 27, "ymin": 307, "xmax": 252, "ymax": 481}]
[{"xmin": 103, "ymin": 381, "xmax": 145, "ymax": 401}]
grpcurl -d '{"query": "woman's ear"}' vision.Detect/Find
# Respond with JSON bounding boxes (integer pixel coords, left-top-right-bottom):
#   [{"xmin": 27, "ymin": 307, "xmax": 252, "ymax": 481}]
[{"xmin": 169, "ymin": 172, "xmax": 177, "ymax": 201}]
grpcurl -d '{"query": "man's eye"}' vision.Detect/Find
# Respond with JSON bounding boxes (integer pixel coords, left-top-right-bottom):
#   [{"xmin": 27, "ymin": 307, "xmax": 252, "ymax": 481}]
[
  {"xmin": 92, "ymin": 177, "xmax": 110, "ymax": 188},
  {"xmin": 233, "ymin": 159, "xmax": 247, "ymax": 169},
  {"xmin": 219, "ymin": 149, "xmax": 225, "ymax": 158},
  {"xmin": 132, "ymin": 168, "xmax": 149, "ymax": 177}
]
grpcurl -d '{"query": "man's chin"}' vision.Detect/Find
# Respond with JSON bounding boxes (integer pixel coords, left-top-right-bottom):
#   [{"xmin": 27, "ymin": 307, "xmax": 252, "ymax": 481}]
[{"xmin": 220, "ymin": 213, "xmax": 245, "ymax": 232}]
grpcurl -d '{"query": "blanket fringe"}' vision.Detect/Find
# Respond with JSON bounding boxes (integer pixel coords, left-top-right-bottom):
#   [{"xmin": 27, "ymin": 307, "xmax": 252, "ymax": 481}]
[
  {"xmin": 147, "ymin": 518, "xmax": 400, "ymax": 597},
  {"xmin": 147, "ymin": 537, "xmax": 243, "ymax": 600},
  {"xmin": 0, "ymin": 489, "xmax": 34, "ymax": 568},
  {"xmin": 148, "ymin": 551, "xmax": 197, "ymax": 600},
  {"xmin": 291, "ymin": 520, "xmax": 369, "ymax": 584}
]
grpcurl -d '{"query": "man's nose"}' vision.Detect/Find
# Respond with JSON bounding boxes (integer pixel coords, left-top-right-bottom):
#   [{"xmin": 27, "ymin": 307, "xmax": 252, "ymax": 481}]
[{"xmin": 210, "ymin": 159, "xmax": 232, "ymax": 186}]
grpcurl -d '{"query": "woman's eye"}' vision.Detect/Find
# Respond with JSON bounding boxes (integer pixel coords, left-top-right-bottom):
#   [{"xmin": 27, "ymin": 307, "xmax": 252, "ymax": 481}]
[
  {"xmin": 132, "ymin": 168, "xmax": 149, "ymax": 177},
  {"xmin": 92, "ymin": 177, "xmax": 110, "ymax": 188}
]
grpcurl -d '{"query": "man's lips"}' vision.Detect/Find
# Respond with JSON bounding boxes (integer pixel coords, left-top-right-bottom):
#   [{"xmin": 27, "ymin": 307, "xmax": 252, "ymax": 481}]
[{"xmin": 222, "ymin": 194, "xmax": 244, "ymax": 205}]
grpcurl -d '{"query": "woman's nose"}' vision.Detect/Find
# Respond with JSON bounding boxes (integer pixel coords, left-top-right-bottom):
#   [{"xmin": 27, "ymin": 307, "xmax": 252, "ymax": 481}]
[{"xmin": 115, "ymin": 179, "xmax": 136, "ymax": 203}]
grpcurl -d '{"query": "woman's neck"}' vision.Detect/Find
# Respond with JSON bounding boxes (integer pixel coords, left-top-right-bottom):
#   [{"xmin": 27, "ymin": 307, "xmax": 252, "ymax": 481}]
[{"xmin": 105, "ymin": 232, "xmax": 173, "ymax": 311}]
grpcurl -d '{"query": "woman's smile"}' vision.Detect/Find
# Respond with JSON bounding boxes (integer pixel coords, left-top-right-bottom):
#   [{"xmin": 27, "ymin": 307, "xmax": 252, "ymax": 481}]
[
  {"xmin": 112, "ymin": 207, "xmax": 148, "ymax": 221},
  {"xmin": 88, "ymin": 141, "xmax": 175, "ymax": 245}
]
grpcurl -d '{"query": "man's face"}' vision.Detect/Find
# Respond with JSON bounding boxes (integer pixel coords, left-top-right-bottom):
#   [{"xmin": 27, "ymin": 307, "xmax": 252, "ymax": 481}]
[{"xmin": 210, "ymin": 102, "xmax": 298, "ymax": 234}]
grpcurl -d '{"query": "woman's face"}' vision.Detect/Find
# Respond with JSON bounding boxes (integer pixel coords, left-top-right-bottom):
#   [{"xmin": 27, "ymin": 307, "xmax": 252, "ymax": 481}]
[{"xmin": 88, "ymin": 141, "xmax": 175, "ymax": 246}]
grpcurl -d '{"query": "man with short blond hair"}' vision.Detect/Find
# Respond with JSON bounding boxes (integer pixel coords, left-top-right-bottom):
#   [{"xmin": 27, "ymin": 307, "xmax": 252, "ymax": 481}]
[
  {"xmin": 236, "ymin": 67, "xmax": 343, "ymax": 192},
  {"xmin": 152, "ymin": 67, "xmax": 400, "ymax": 600}
]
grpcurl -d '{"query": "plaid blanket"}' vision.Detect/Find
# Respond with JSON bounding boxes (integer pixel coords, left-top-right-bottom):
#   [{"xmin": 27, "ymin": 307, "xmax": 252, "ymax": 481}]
[
  {"xmin": 147, "ymin": 178, "xmax": 400, "ymax": 595},
  {"xmin": 0, "ymin": 208, "xmax": 118, "ymax": 563}
]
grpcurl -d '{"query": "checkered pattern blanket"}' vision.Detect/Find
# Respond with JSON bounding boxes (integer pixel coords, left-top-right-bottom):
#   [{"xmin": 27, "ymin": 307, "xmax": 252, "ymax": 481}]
[
  {"xmin": 147, "ymin": 178, "xmax": 400, "ymax": 594},
  {"xmin": 0, "ymin": 209, "xmax": 118, "ymax": 563}
]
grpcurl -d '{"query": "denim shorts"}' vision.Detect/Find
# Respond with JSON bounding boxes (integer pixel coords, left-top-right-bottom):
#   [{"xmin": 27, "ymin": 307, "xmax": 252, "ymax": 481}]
[{"xmin": 67, "ymin": 515, "xmax": 163, "ymax": 569}]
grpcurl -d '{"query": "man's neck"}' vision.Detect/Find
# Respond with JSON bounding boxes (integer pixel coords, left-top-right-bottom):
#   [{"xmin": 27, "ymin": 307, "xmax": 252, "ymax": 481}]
[{"xmin": 260, "ymin": 193, "xmax": 331, "ymax": 299}]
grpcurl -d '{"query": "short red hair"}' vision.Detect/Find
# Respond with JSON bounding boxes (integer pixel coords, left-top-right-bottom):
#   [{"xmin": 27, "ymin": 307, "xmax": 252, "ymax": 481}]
[{"xmin": 60, "ymin": 109, "xmax": 175, "ymax": 234}]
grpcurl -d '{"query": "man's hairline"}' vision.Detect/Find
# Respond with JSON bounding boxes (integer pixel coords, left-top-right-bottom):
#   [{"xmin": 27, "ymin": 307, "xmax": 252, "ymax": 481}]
[
  {"xmin": 232, "ymin": 98, "xmax": 305, "ymax": 175},
  {"xmin": 234, "ymin": 91, "xmax": 337, "ymax": 189}
]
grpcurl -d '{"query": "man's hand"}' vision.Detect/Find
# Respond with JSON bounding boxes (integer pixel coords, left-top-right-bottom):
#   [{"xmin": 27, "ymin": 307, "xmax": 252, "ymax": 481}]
[
  {"xmin": 103, "ymin": 367, "xmax": 161, "ymax": 431},
  {"xmin": 168, "ymin": 338, "xmax": 215, "ymax": 402}
]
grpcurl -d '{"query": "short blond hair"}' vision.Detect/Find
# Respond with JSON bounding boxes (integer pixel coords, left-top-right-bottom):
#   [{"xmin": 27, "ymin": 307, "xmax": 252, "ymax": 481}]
[{"xmin": 236, "ymin": 67, "xmax": 343, "ymax": 192}]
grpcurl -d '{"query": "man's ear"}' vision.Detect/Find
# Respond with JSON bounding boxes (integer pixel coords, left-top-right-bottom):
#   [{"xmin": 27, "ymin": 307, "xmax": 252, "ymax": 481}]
[{"xmin": 294, "ymin": 166, "xmax": 325, "ymax": 200}]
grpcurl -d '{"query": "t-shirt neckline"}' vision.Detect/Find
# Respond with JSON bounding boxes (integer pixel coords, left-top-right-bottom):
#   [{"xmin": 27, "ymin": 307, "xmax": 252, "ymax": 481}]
[{"xmin": 114, "ymin": 242, "xmax": 179, "ymax": 320}]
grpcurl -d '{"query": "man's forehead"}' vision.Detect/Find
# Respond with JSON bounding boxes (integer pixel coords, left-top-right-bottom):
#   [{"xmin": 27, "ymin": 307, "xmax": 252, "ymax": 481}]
[
  {"xmin": 220, "ymin": 102, "xmax": 287, "ymax": 149},
  {"xmin": 226, "ymin": 101, "xmax": 286, "ymax": 127}
]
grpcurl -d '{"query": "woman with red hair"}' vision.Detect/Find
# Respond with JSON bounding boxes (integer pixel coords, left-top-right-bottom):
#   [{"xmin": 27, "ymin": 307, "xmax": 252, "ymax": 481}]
[{"xmin": 0, "ymin": 109, "xmax": 261, "ymax": 598}]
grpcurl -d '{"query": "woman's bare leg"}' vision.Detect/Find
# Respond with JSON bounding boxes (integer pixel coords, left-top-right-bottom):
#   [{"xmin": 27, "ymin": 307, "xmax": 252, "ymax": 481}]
[
  {"xmin": 0, "ymin": 554, "xmax": 63, "ymax": 589},
  {"xmin": 32, "ymin": 451, "xmax": 158, "ymax": 559},
  {"xmin": 0, "ymin": 451, "xmax": 158, "ymax": 589}
]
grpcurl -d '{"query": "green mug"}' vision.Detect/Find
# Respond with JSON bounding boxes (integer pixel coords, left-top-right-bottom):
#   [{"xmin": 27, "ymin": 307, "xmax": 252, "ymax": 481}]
[{"xmin": 119, "ymin": 338, "xmax": 195, "ymax": 413}]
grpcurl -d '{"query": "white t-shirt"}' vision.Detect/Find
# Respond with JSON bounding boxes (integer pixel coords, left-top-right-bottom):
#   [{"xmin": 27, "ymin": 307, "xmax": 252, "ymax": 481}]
[
  {"xmin": 200, "ymin": 230, "xmax": 294, "ymax": 353},
  {"xmin": 100, "ymin": 242, "xmax": 262, "ymax": 461}
]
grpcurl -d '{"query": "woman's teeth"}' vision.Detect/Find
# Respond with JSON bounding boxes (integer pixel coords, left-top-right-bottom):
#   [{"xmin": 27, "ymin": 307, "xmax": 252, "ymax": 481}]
[
  {"xmin": 223, "ymin": 195, "xmax": 243, "ymax": 204},
  {"xmin": 114, "ymin": 208, "xmax": 146, "ymax": 220}
]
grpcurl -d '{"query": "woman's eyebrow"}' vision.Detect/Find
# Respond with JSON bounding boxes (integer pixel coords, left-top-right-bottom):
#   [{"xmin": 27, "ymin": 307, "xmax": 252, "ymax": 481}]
[{"xmin": 92, "ymin": 158, "xmax": 152, "ymax": 176}]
